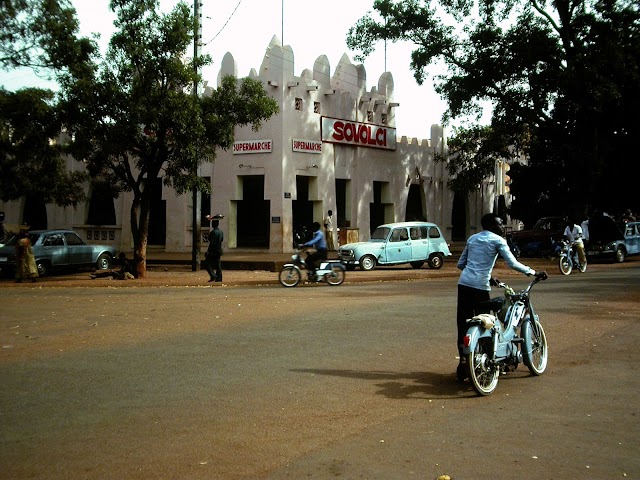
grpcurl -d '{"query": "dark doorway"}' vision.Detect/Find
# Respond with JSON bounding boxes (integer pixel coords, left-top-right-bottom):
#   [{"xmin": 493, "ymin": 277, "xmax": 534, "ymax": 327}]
[
  {"xmin": 451, "ymin": 192, "xmax": 467, "ymax": 241},
  {"xmin": 292, "ymin": 176, "xmax": 313, "ymax": 242},
  {"xmin": 237, "ymin": 175, "xmax": 270, "ymax": 248},
  {"xmin": 405, "ymin": 184, "xmax": 425, "ymax": 221},
  {"xmin": 369, "ymin": 181, "xmax": 386, "ymax": 234},
  {"xmin": 336, "ymin": 178, "xmax": 347, "ymax": 227},
  {"xmin": 200, "ymin": 177, "xmax": 211, "ymax": 227},
  {"xmin": 23, "ymin": 194, "xmax": 47, "ymax": 230},
  {"xmin": 148, "ymin": 177, "xmax": 166, "ymax": 246}
]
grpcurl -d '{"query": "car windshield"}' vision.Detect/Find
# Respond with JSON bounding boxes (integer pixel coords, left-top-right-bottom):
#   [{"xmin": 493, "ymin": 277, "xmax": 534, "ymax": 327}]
[
  {"xmin": 371, "ymin": 227, "xmax": 390, "ymax": 241},
  {"xmin": 5, "ymin": 233, "xmax": 40, "ymax": 246}
]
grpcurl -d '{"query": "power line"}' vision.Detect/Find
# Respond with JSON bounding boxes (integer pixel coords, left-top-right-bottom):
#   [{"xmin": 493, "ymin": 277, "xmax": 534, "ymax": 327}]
[{"xmin": 204, "ymin": 0, "xmax": 244, "ymax": 46}]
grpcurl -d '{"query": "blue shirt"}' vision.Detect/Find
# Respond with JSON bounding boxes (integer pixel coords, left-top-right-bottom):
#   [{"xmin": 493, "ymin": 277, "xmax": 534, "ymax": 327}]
[
  {"xmin": 458, "ymin": 230, "xmax": 535, "ymax": 291},
  {"xmin": 304, "ymin": 229, "xmax": 327, "ymax": 250}
]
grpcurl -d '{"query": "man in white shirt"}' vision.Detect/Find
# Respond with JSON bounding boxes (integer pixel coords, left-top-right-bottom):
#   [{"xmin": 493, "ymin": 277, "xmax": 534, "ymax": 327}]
[
  {"xmin": 564, "ymin": 219, "xmax": 586, "ymax": 268},
  {"xmin": 324, "ymin": 210, "xmax": 335, "ymax": 251}
]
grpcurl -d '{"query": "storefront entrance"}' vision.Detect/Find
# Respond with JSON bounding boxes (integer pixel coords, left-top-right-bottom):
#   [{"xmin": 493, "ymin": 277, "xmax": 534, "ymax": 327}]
[{"xmin": 237, "ymin": 175, "xmax": 270, "ymax": 248}]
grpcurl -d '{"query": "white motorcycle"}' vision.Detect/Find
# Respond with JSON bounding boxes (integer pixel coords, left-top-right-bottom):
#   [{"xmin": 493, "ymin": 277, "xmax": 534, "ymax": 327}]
[{"xmin": 278, "ymin": 248, "xmax": 346, "ymax": 287}]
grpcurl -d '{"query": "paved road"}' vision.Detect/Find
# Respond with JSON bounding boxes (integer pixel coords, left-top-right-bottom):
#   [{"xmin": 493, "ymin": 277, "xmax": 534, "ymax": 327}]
[{"xmin": 0, "ymin": 261, "xmax": 638, "ymax": 479}]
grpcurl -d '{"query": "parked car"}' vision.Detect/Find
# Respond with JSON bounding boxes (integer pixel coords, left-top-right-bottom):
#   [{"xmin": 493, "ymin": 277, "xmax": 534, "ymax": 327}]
[
  {"xmin": 338, "ymin": 221, "xmax": 452, "ymax": 271},
  {"xmin": 0, "ymin": 229, "xmax": 116, "ymax": 277},
  {"xmin": 507, "ymin": 216, "xmax": 566, "ymax": 257},
  {"xmin": 586, "ymin": 216, "xmax": 640, "ymax": 263}
]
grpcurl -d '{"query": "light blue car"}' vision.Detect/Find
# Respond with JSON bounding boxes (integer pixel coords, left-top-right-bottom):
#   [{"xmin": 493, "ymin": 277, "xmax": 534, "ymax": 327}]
[{"xmin": 338, "ymin": 221, "xmax": 452, "ymax": 271}]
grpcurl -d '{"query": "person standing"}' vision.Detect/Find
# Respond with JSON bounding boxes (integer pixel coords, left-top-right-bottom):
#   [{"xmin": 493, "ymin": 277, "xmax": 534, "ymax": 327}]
[
  {"xmin": 15, "ymin": 227, "xmax": 38, "ymax": 283},
  {"xmin": 205, "ymin": 215, "xmax": 224, "ymax": 282},
  {"xmin": 324, "ymin": 210, "xmax": 335, "ymax": 251},
  {"xmin": 456, "ymin": 214, "xmax": 543, "ymax": 381}
]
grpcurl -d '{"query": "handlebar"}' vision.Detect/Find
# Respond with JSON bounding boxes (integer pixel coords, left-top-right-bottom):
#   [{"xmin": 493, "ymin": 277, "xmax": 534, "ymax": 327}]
[{"xmin": 491, "ymin": 270, "xmax": 548, "ymax": 297}]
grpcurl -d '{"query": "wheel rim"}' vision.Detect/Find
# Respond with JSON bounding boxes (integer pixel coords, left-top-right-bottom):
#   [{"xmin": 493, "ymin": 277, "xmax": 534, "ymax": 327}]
[
  {"xmin": 326, "ymin": 266, "xmax": 345, "ymax": 285},
  {"xmin": 467, "ymin": 339, "xmax": 499, "ymax": 395},
  {"xmin": 360, "ymin": 256, "xmax": 375, "ymax": 271},
  {"xmin": 560, "ymin": 257, "xmax": 572, "ymax": 275},
  {"xmin": 616, "ymin": 248, "xmax": 625, "ymax": 263},
  {"xmin": 429, "ymin": 254, "xmax": 443, "ymax": 269},
  {"xmin": 97, "ymin": 254, "xmax": 111, "ymax": 270},
  {"xmin": 279, "ymin": 266, "xmax": 301, "ymax": 287},
  {"xmin": 36, "ymin": 262, "xmax": 47, "ymax": 276},
  {"xmin": 527, "ymin": 321, "xmax": 548, "ymax": 374}
]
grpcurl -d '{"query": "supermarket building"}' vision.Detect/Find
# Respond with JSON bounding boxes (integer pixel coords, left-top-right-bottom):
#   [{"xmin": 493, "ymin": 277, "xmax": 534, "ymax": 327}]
[{"xmin": 1, "ymin": 37, "xmax": 497, "ymax": 253}]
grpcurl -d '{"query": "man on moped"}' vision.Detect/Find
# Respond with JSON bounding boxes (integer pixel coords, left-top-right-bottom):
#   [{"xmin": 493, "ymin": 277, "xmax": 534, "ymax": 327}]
[
  {"xmin": 300, "ymin": 222, "xmax": 327, "ymax": 278},
  {"xmin": 563, "ymin": 218, "xmax": 586, "ymax": 269}
]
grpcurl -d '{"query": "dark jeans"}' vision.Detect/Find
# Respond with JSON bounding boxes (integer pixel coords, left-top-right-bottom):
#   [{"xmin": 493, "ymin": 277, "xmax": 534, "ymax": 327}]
[
  {"xmin": 456, "ymin": 284, "xmax": 490, "ymax": 360},
  {"xmin": 305, "ymin": 249, "xmax": 327, "ymax": 271},
  {"xmin": 205, "ymin": 252, "xmax": 222, "ymax": 281}
]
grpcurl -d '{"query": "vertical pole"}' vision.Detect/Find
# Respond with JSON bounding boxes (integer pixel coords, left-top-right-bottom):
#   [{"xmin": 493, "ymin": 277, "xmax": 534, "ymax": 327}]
[{"xmin": 191, "ymin": 0, "xmax": 203, "ymax": 271}]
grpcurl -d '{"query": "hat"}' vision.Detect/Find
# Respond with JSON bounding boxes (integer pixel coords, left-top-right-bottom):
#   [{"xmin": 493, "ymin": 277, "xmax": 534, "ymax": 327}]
[{"xmin": 206, "ymin": 214, "xmax": 225, "ymax": 220}]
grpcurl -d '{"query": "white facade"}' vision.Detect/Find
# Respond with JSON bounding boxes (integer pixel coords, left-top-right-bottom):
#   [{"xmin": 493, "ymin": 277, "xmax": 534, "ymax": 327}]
[{"xmin": 1, "ymin": 37, "xmax": 497, "ymax": 252}]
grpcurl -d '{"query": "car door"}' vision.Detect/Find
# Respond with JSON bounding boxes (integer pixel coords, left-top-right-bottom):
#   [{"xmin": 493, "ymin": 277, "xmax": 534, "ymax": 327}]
[
  {"xmin": 625, "ymin": 223, "xmax": 640, "ymax": 255},
  {"xmin": 64, "ymin": 232, "xmax": 93, "ymax": 266},
  {"xmin": 41, "ymin": 233, "xmax": 69, "ymax": 267},
  {"xmin": 385, "ymin": 227, "xmax": 412, "ymax": 264},
  {"xmin": 427, "ymin": 226, "xmax": 449, "ymax": 255},
  {"xmin": 410, "ymin": 226, "xmax": 430, "ymax": 261}
]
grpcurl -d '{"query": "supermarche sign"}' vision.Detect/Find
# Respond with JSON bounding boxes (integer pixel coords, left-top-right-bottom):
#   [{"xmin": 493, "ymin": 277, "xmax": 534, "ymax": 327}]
[
  {"xmin": 321, "ymin": 117, "xmax": 396, "ymax": 151},
  {"xmin": 233, "ymin": 139, "xmax": 272, "ymax": 154},
  {"xmin": 292, "ymin": 139, "xmax": 322, "ymax": 153}
]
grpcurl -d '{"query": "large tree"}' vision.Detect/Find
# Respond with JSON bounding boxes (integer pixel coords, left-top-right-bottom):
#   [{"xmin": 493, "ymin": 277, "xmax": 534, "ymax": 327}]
[
  {"xmin": 347, "ymin": 0, "xmax": 640, "ymax": 223},
  {"xmin": 0, "ymin": 0, "xmax": 97, "ymax": 208},
  {"xmin": 59, "ymin": 0, "xmax": 278, "ymax": 277}
]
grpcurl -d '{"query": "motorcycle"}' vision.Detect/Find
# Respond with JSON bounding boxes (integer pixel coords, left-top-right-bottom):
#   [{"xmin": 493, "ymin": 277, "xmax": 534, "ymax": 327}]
[
  {"xmin": 278, "ymin": 247, "xmax": 346, "ymax": 287},
  {"xmin": 556, "ymin": 239, "xmax": 587, "ymax": 275},
  {"xmin": 462, "ymin": 272, "xmax": 549, "ymax": 396}
]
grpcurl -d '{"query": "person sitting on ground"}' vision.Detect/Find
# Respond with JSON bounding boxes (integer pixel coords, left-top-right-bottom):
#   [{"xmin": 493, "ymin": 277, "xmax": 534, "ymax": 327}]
[{"xmin": 91, "ymin": 252, "xmax": 134, "ymax": 280}]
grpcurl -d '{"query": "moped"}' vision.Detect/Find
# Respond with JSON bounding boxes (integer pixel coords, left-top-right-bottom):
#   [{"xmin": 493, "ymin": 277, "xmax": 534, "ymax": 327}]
[
  {"xmin": 278, "ymin": 248, "xmax": 346, "ymax": 287},
  {"xmin": 462, "ymin": 272, "xmax": 549, "ymax": 396},
  {"xmin": 557, "ymin": 239, "xmax": 587, "ymax": 275}
]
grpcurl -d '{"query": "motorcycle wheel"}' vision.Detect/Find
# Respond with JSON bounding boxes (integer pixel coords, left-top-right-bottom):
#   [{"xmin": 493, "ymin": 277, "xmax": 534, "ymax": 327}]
[
  {"xmin": 522, "ymin": 320, "xmax": 548, "ymax": 375},
  {"xmin": 325, "ymin": 265, "xmax": 345, "ymax": 286},
  {"xmin": 559, "ymin": 255, "xmax": 572, "ymax": 275},
  {"xmin": 467, "ymin": 337, "xmax": 500, "ymax": 396},
  {"xmin": 279, "ymin": 266, "xmax": 301, "ymax": 287}
]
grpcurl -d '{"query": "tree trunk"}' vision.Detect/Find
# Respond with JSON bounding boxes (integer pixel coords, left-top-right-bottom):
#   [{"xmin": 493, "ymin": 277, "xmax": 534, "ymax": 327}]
[{"xmin": 129, "ymin": 191, "xmax": 153, "ymax": 279}]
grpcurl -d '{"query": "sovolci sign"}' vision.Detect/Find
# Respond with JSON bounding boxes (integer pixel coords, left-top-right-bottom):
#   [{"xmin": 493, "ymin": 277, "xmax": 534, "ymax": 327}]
[
  {"xmin": 321, "ymin": 117, "xmax": 396, "ymax": 151},
  {"xmin": 233, "ymin": 139, "xmax": 272, "ymax": 154},
  {"xmin": 292, "ymin": 139, "xmax": 322, "ymax": 153}
]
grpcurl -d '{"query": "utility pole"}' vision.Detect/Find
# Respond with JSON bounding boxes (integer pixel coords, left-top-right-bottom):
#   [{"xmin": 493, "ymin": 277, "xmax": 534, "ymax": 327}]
[{"xmin": 191, "ymin": 0, "xmax": 203, "ymax": 271}]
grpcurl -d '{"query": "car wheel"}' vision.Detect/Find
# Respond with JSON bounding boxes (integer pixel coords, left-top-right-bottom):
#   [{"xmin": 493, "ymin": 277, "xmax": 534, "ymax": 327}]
[
  {"xmin": 359, "ymin": 255, "xmax": 376, "ymax": 271},
  {"xmin": 615, "ymin": 246, "xmax": 626, "ymax": 263},
  {"xmin": 36, "ymin": 260, "xmax": 49, "ymax": 277},
  {"xmin": 410, "ymin": 261, "xmax": 424, "ymax": 269},
  {"xmin": 428, "ymin": 253, "xmax": 444, "ymax": 269},
  {"xmin": 96, "ymin": 253, "xmax": 113, "ymax": 270}
]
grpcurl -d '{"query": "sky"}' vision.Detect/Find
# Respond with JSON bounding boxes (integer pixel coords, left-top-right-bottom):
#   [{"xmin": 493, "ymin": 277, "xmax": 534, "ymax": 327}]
[{"xmin": 0, "ymin": 0, "xmax": 452, "ymax": 140}]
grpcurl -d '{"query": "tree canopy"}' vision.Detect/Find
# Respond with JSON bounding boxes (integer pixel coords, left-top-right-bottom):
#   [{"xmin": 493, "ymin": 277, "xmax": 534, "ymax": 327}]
[
  {"xmin": 58, "ymin": 0, "xmax": 279, "ymax": 276},
  {"xmin": 348, "ymin": 0, "xmax": 640, "ymax": 224}
]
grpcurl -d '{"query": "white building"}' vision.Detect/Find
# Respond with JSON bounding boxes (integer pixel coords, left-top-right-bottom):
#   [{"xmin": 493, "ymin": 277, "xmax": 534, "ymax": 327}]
[{"xmin": 1, "ymin": 37, "xmax": 497, "ymax": 253}]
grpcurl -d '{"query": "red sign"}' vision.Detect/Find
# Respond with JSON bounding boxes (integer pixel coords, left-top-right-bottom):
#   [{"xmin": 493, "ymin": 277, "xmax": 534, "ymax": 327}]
[{"xmin": 321, "ymin": 117, "xmax": 396, "ymax": 150}]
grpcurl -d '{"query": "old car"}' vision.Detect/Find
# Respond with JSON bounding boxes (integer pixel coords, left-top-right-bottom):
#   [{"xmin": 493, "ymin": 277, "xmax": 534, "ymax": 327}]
[
  {"xmin": 587, "ymin": 216, "xmax": 640, "ymax": 263},
  {"xmin": 338, "ymin": 221, "xmax": 452, "ymax": 271},
  {"xmin": 0, "ymin": 229, "xmax": 116, "ymax": 277},
  {"xmin": 507, "ymin": 216, "xmax": 566, "ymax": 257}
]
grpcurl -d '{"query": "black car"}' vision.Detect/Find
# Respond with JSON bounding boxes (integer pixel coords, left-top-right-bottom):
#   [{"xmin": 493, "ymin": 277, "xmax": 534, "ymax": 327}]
[{"xmin": 507, "ymin": 217, "xmax": 566, "ymax": 257}]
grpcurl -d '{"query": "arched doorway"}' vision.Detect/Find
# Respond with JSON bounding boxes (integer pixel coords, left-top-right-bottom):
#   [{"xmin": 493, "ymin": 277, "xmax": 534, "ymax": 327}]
[{"xmin": 405, "ymin": 184, "xmax": 425, "ymax": 221}]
